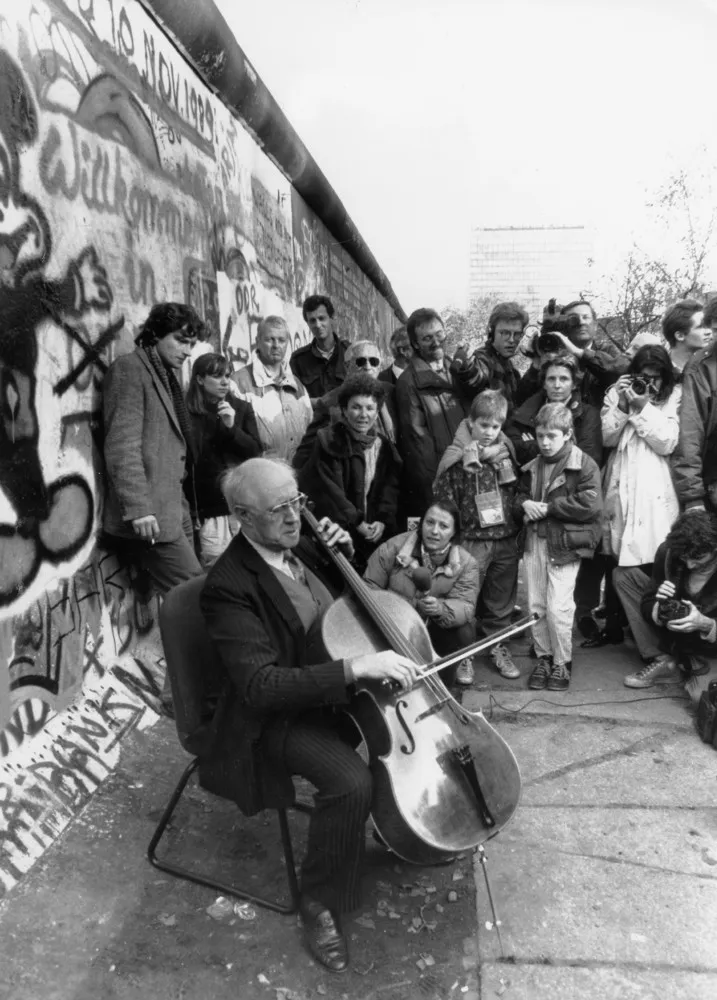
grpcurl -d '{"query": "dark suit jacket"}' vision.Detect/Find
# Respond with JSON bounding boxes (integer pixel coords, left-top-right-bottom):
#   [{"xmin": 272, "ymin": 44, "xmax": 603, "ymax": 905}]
[
  {"xmin": 378, "ymin": 366, "xmax": 398, "ymax": 385},
  {"xmin": 200, "ymin": 533, "xmax": 350, "ymax": 815},
  {"xmin": 102, "ymin": 348, "xmax": 189, "ymax": 541}
]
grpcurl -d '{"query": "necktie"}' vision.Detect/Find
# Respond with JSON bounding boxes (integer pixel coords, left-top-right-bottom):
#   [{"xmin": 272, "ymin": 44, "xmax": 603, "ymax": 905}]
[{"xmin": 283, "ymin": 552, "xmax": 307, "ymax": 584}]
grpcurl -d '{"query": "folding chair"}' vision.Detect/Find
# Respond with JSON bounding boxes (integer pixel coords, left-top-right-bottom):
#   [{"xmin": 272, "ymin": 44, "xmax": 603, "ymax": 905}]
[{"xmin": 147, "ymin": 575, "xmax": 304, "ymax": 914}]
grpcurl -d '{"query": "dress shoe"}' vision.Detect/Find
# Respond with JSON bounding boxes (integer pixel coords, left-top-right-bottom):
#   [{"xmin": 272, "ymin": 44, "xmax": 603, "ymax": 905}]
[{"xmin": 299, "ymin": 898, "xmax": 349, "ymax": 972}]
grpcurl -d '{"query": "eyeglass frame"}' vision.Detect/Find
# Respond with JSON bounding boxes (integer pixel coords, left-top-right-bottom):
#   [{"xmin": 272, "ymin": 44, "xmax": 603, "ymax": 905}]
[
  {"xmin": 236, "ymin": 492, "xmax": 308, "ymax": 520},
  {"xmin": 353, "ymin": 356, "xmax": 381, "ymax": 368}
]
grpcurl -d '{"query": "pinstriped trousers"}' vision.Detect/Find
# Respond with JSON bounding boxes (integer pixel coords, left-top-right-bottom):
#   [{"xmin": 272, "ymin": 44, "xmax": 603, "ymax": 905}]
[
  {"xmin": 265, "ymin": 710, "xmax": 372, "ymax": 914},
  {"xmin": 523, "ymin": 535, "xmax": 580, "ymax": 666}
]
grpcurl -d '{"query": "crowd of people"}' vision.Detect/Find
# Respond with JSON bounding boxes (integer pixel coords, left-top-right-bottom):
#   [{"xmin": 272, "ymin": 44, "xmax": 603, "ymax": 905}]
[
  {"xmin": 101, "ymin": 292, "xmax": 717, "ymax": 704},
  {"xmin": 99, "ymin": 290, "xmax": 717, "ymax": 972}
]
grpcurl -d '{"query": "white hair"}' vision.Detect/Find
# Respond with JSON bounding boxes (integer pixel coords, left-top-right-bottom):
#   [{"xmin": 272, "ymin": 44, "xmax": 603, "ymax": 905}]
[
  {"xmin": 346, "ymin": 339, "xmax": 380, "ymax": 363},
  {"xmin": 221, "ymin": 456, "xmax": 296, "ymax": 511}
]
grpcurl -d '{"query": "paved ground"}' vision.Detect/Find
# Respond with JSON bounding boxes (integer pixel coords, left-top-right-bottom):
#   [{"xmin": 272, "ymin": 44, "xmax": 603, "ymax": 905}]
[{"xmin": 1, "ymin": 630, "xmax": 716, "ymax": 1000}]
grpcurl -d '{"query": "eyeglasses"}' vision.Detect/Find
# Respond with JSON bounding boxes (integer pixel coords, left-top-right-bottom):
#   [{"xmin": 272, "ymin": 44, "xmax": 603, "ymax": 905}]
[
  {"xmin": 353, "ymin": 357, "xmax": 381, "ymax": 368},
  {"xmin": 240, "ymin": 493, "xmax": 308, "ymax": 519}
]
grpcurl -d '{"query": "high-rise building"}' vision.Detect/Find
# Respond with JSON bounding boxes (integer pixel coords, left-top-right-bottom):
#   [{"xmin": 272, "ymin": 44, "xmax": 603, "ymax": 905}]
[{"xmin": 469, "ymin": 225, "xmax": 594, "ymax": 322}]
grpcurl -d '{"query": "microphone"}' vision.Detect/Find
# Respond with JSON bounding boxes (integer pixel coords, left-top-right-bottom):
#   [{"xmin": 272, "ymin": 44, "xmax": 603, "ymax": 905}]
[{"xmin": 411, "ymin": 566, "xmax": 432, "ymax": 596}]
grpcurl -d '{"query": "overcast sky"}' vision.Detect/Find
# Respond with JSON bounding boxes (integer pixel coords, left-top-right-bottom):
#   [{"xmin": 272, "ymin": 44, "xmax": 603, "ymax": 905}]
[{"xmin": 214, "ymin": 0, "xmax": 717, "ymax": 314}]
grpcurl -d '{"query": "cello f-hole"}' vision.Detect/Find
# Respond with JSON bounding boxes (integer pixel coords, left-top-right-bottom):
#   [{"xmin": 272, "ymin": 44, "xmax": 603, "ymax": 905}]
[{"xmin": 395, "ymin": 701, "xmax": 416, "ymax": 755}]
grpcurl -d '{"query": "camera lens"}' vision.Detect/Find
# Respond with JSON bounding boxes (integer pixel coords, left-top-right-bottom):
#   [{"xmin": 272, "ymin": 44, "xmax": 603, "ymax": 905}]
[{"xmin": 631, "ymin": 376, "xmax": 647, "ymax": 395}]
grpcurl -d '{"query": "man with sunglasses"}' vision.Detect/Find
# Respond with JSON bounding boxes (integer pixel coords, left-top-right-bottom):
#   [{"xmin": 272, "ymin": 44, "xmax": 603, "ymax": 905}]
[
  {"xmin": 292, "ymin": 340, "xmax": 398, "ymax": 468},
  {"xmin": 201, "ymin": 457, "xmax": 418, "ymax": 973}
]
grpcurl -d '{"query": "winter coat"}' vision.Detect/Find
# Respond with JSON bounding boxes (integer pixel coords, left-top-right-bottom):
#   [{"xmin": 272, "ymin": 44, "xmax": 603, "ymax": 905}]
[
  {"xmin": 364, "ymin": 531, "xmax": 479, "ymax": 629},
  {"xmin": 505, "ymin": 390, "xmax": 603, "ymax": 467},
  {"xmin": 395, "ymin": 357, "xmax": 469, "ymax": 515},
  {"xmin": 231, "ymin": 353, "xmax": 312, "ymax": 462},
  {"xmin": 188, "ymin": 398, "xmax": 261, "ymax": 521},
  {"xmin": 513, "ymin": 445, "xmax": 603, "ymax": 564},
  {"xmin": 641, "ymin": 541, "xmax": 717, "ymax": 664},
  {"xmin": 293, "ymin": 381, "xmax": 398, "ymax": 469},
  {"xmin": 450, "ymin": 342, "xmax": 520, "ymax": 409},
  {"xmin": 671, "ymin": 344, "xmax": 717, "ymax": 509},
  {"xmin": 289, "ymin": 335, "xmax": 350, "ymax": 399},
  {"xmin": 601, "ymin": 384, "xmax": 681, "ymax": 566},
  {"xmin": 432, "ymin": 423, "xmax": 521, "ymax": 542},
  {"xmin": 102, "ymin": 348, "xmax": 190, "ymax": 541},
  {"xmin": 298, "ymin": 421, "xmax": 402, "ymax": 536}
]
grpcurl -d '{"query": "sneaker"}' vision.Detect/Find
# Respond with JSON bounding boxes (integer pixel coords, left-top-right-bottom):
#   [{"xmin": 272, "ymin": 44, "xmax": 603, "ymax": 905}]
[
  {"xmin": 547, "ymin": 660, "xmax": 572, "ymax": 691},
  {"xmin": 455, "ymin": 659, "xmax": 475, "ymax": 686},
  {"xmin": 624, "ymin": 655, "xmax": 680, "ymax": 689},
  {"xmin": 491, "ymin": 643, "xmax": 520, "ymax": 679},
  {"xmin": 528, "ymin": 656, "xmax": 552, "ymax": 690}
]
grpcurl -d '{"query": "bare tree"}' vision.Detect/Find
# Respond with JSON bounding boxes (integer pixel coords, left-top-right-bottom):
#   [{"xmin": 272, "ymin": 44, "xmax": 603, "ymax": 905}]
[
  {"xmin": 441, "ymin": 293, "xmax": 503, "ymax": 356},
  {"xmin": 596, "ymin": 162, "xmax": 717, "ymax": 343}
]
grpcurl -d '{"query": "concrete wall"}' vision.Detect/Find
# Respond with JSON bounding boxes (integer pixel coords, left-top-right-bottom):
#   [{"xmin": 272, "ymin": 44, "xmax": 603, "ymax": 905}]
[{"xmin": 0, "ymin": 0, "xmax": 402, "ymax": 897}]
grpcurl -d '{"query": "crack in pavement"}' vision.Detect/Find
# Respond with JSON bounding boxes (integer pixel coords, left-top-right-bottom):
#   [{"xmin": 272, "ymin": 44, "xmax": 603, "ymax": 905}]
[{"xmin": 524, "ymin": 732, "xmax": 669, "ymax": 786}]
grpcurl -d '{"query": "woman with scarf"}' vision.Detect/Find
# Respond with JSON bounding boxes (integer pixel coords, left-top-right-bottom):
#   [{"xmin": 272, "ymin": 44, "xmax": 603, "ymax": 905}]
[
  {"xmin": 186, "ymin": 353, "xmax": 261, "ymax": 568},
  {"xmin": 504, "ymin": 352, "xmax": 603, "ymax": 467},
  {"xmin": 363, "ymin": 499, "xmax": 479, "ymax": 685},
  {"xmin": 600, "ymin": 344, "xmax": 681, "ymax": 644},
  {"xmin": 298, "ymin": 373, "xmax": 402, "ymax": 569}
]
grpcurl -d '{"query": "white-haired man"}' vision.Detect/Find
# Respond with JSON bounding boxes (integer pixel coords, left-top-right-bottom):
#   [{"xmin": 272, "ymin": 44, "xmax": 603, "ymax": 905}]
[
  {"xmin": 292, "ymin": 339, "xmax": 397, "ymax": 468},
  {"xmin": 200, "ymin": 457, "xmax": 417, "ymax": 973},
  {"xmin": 231, "ymin": 315, "xmax": 312, "ymax": 462}
]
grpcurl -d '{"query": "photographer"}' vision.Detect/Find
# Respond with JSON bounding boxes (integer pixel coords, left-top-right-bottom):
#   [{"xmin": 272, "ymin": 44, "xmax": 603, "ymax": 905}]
[
  {"xmin": 613, "ymin": 512, "xmax": 717, "ymax": 701},
  {"xmin": 530, "ymin": 299, "xmax": 628, "ymax": 408},
  {"xmin": 598, "ymin": 346, "xmax": 681, "ymax": 644}
]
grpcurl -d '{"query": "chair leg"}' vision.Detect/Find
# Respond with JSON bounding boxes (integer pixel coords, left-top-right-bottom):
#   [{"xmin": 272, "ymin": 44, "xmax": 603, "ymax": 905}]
[{"xmin": 147, "ymin": 758, "xmax": 302, "ymax": 915}]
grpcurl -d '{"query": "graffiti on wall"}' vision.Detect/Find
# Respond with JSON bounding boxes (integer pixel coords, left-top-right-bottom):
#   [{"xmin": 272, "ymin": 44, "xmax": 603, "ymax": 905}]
[{"xmin": 0, "ymin": 0, "xmax": 399, "ymax": 893}]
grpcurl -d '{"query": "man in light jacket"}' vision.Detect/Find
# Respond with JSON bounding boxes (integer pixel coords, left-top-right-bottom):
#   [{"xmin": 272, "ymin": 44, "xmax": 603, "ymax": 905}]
[{"xmin": 231, "ymin": 315, "xmax": 312, "ymax": 462}]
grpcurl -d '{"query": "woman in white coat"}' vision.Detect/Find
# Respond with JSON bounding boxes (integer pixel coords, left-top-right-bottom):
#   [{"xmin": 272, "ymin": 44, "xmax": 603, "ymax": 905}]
[{"xmin": 601, "ymin": 345, "xmax": 681, "ymax": 639}]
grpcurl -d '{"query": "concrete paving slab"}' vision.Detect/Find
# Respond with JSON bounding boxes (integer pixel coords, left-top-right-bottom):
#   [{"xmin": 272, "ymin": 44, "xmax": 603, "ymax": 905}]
[
  {"xmin": 0, "ymin": 720, "xmax": 479, "ymax": 1000},
  {"xmin": 480, "ymin": 962, "xmax": 717, "ymax": 1000},
  {"xmin": 475, "ymin": 843, "xmax": 717, "ymax": 968},
  {"xmin": 492, "ymin": 718, "xmax": 717, "ymax": 808}
]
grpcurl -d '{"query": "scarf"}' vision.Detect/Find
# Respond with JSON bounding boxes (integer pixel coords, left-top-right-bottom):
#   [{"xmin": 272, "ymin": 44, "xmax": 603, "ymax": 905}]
[
  {"xmin": 342, "ymin": 418, "xmax": 379, "ymax": 450},
  {"xmin": 146, "ymin": 345, "xmax": 196, "ymax": 464}
]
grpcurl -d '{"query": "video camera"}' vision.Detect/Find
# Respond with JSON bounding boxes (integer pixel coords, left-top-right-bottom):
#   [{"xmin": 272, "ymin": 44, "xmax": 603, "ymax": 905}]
[{"xmin": 523, "ymin": 299, "xmax": 581, "ymax": 357}]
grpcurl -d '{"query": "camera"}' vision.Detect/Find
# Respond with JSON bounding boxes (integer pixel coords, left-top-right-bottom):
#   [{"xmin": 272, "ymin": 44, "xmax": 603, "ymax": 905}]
[
  {"xmin": 630, "ymin": 375, "xmax": 657, "ymax": 397},
  {"xmin": 540, "ymin": 298, "xmax": 581, "ymax": 345},
  {"xmin": 522, "ymin": 299, "xmax": 582, "ymax": 358},
  {"xmin": 656, "ymin": 598, "xmax": 691, "ymax": 624}
]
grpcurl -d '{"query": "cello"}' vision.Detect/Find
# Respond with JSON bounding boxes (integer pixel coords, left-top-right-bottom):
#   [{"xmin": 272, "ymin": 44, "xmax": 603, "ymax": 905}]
[{"xmin": 304, "ymin": 508, "xmax": 535, "ymax": 866}]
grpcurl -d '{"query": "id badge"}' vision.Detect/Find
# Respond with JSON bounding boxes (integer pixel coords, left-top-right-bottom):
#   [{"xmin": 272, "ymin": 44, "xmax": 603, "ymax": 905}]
[{"xmin": 475, "ymin": 488, "xmax": 506, "ymax": 528}]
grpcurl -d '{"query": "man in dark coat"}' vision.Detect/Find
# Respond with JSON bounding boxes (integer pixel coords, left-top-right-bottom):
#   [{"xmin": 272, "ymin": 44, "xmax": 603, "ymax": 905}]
[
  {"xmin": 103, "ymin": 302, "xmax": 205, "ymax": 592},
  {"xmin": 672, "ymin": 335, "xmax": 717, "ymax": 512},
  {"xmin": 395, "ymin": 308, "xmax": 469, "ymax": 518},
  {"xmin": 451, "ymin": 301, "xmax": 530, "ymax": 409},
  {"xmin": 290, "ymin": 294, "xmax": 350, "ymax": 400},
  {"xmin": 200, "ymin": 458, "xmax": 417, "ymax": 973}
]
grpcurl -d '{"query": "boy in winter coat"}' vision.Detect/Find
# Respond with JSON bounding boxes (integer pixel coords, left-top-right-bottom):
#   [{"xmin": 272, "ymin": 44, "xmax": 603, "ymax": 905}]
[
  {"xmin": 514, "ymin": 403, "xmax": 603, "ymax": 692},
  {"xmin": 433, "ymin": 390, "xmax": 522, "ymax": 682}
]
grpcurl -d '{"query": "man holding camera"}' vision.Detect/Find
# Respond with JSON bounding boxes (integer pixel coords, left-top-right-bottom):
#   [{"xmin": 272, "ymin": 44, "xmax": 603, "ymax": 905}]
[
  {"xmin": 520, "ymin": 299, "xmax": 629, "ymax": 409},
  {"xmin": 613, "ymin": 511, "xmax": 717, "ymax": 701}
]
